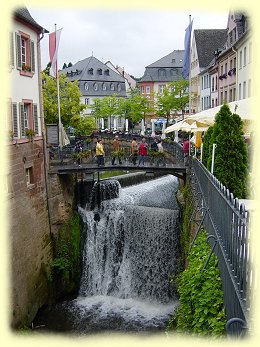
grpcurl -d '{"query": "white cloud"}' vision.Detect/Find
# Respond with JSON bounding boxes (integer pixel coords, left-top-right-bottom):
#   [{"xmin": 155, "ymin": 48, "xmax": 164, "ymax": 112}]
[{"xmin": 29, "ymin": 8, "xmax": 228, "ymax": 77}]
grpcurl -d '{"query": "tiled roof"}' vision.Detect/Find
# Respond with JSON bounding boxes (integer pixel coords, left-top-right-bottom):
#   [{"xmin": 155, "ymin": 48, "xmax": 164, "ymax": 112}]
[
  {"xmin": 140, "ymin": 50, "xmax": 185, "ymax": 82},
  {"xmin": 194, "ymin": 29, "xmax": 227, "ymax": 68},
  {"xmin": 61, "ymin": 56, "xmax": 127, "ymax": 97},
  {"xmin": 13, "ymin": 7, "xmax": 49, "ymax": 33}
]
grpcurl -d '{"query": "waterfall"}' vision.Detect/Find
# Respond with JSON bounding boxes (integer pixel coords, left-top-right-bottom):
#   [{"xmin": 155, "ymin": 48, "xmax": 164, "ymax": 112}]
[{"xmin": 34, "ymin": 175, "xmax": 181, "ymax": 333}]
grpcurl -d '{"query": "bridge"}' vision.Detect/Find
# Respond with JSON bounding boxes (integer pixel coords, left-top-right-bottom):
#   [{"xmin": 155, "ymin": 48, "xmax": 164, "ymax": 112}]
[{"xmin": 48, "ymin": 134, "xmax": 188, "ymax": 182}]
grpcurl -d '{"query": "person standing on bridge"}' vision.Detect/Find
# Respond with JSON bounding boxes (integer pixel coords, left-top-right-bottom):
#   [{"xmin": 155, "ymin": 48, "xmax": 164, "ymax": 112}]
[
  {"xmin": 96, "ymin": 138, "xmax": 105, "ymax": 166},
  {"xmin": 111, "ymin": 135, "xmax": 122, "ymax": 165},
  {"xmin": 131, "ymin": 137, "xmax": 138, "ymax": 165},
  {"xmin": 138, "ymin": 137, "xmax": 148, "ymax": 166}
]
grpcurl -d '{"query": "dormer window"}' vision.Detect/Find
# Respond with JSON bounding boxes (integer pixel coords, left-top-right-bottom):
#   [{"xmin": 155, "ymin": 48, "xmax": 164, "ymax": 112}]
[
  {"xmin": 110, "ymin": 83, "xmax": 115, "ymax": 91},
  {"xmin": 97, "ymin": 68, "xmax": 102, "ymax": 75},
  {"xmin": 93, "ymin": 83, "xmax": 98, "ymax": 91},
  {"xmin": 84, "ymin": 82, "xmax": 89, "ymax": 91},
  {"xmin": 102, "ymin": 83, "xmax": 107, "ymax": 91},
  {"xmin": 88, "ymin": 68, "xmax": 93, "ymax": 75},
  {"xmin": 104, "ymin": 69, "xmax": 110, "ymax": 76},
  {"xmin": 117, "ymin": 84, "xmax": 121, "ymax": 92}
]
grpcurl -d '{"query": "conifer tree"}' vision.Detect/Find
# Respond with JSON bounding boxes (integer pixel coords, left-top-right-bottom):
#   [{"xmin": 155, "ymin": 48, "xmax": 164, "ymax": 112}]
[{"xmin": 208, "ymin": 103, "xmax": 248, "ymax": 198}]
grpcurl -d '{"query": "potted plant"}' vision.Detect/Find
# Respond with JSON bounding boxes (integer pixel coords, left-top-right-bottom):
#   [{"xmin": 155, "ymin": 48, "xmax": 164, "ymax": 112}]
[
  {"xmin": 25, "ymin": 129, "xmax": 35, "ymax": 141},
  {"xmin": 22, "ymin": 64, "xmax": 31, "ymax": 72}
]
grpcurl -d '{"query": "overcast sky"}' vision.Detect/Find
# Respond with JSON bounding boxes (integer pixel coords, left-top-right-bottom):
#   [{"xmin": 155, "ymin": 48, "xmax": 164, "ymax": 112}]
[{"xmin": 28, "ymin": 7, "xmax": 229, "ymax": 78}]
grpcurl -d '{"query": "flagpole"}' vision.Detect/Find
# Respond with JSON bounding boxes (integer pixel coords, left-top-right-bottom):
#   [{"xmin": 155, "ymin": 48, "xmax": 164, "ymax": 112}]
[
  {"xmin": 188, "ymin": 14, "xmax": 192, "ymax": 118},
  {"xmin": 55, "ymin": 24, "xmax": 62, "ymax": 160}
]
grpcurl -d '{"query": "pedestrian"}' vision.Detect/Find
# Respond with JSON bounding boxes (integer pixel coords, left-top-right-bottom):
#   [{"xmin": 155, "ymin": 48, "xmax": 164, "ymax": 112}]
[
  {"xmin": 138, "ymin": 137, "xmax": 148, "ymax": 166},
  {"xmin": 183, "ymin": 136, "xmax": 190, "ymax": 165},
  {"xmin": 156, "ymin": 139, "xmax": 164, "ymax": 166},
  {"xmin": 111, "ymin": 135, "xmax": 122, "ymax": 165},
  {"xmin": 96, "ymin": 138, "xmax": 105, "ymax": 166},
  {"xmin": 131, "ymin": 137, "xmax": 138, "ymax": 165},
  {"xmin": 150, "ymin": 137, "xmax": 158, "ymax": 165}
]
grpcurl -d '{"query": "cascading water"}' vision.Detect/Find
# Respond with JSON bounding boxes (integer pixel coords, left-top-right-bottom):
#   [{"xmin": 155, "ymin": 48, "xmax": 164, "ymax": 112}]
[{"xmin": 34, "ymin": 175, "xmax": 181, "ymax": 334}]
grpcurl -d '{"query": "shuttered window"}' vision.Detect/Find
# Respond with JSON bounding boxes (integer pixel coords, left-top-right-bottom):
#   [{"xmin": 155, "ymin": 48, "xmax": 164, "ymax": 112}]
[
  {"xmin": 33, "ymin": 104, "xmax": 38, "ymax": 134},
  {"xmin": 12, "ymin": 103, "xmax": 19, "ymax": 137},
  {"xmin": 19, "ymin": 103, "xmax": 25, "ymax": 136},
  {"xmin": 9, "ymin": 32, "xmax": 15, "ymax": 67},
  {"xmin": 16, "ymin": 33, "xmax": 22, "ymax": 70},
  {"xmin": 30, "ymin": 40, "xmax": 35, "ymax": 73}
]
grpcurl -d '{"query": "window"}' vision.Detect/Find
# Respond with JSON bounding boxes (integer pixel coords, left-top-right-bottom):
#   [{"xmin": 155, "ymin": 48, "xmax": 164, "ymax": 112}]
[
  {"xmin": 239, "ymin": 51, "xmax": 242, "ymax": 69},
  {"xmin": 243, "ymin": 81, "xmax": 246, "ymax": 99},
  {"xmin": 117, "ymin": 84, "xmax": 121, "ymax": 92},
  {"xmin": 234, "ymin": 57, "xmax": 236, "ymax": 69},
  {"xmin": 141, "ymin": 86, "xmax": 144, "ymax": 94},
  {"xmin": 159, "ymin": 85, "xmax": 165, "ymax": 94},
  {"xmin": 244, "ymin": 47, "xmax": 247, "ymax": 66},
  {"xmin": 84, "ymin": 82, "xmax": 89, "ymax": 91},
  {"xmin": 15, "ymin": 32, "xmax": 35, "ymax": 74},
  {"xmin": 212, "ymin": 77, "xmax": 214, "ymax": 91},
  {"xmin": 158, "ymin": 69, "xmax": 166, "ymax": 77},
  {"xmin": 97, "ymin": 68, "xmax": 102, "ymax": 75},
  {"xmin": 212, "ymin": 99, "xmax": 214, "ymax": 108},
  {"xmin": 85, "ymin": 98, "xmax": 89, "ymax": 105},
  {"xmin": 233, "ymin": 88, "xmax": 236, "ymax": 100},
  {"xmin": 110, "ymin": 83, "xmax": 115, "ymax": 91},
  {"xmin": 220, "ymin": 65, "xmax": 223, "ymax": 75},
  {"xmin": 225, "ymin": 63, "xmax": 227, "ymax": 74},
  {"xmin": 248, "ymin": 79, "xmax": 251, "ymax": 97},
  {"xmin": 104, "ymin": 69, "xmax": 109, "ymax": 76},
  {"xmin": 201, "ymin": 77, "xmax": 204, "ymax": 90},
  {"xmin": 239, "ymin": 83, "xmax": 242, "ymax": 100},
  {"xmin": 220, "ymin": 92, "xmax": 223, "ymax": 104},
  {"xmin": 19, "ymin": 102, "xmax": 33, "ymax": 136},
  {"xmin": 215, "ymin": 77, "xmax": 217, "ymax": 91},
  {"xmin": 229, "ymin": 89, "xmax": 233, "ymax": 102},
  {"xmin": 215, "ymin": 98, "xmax": 218, "ymax": 106},
  {"xmin": 93, "ymin": 83, "xmax": 98, "ymax": 91},
  {"xmin": 25, "ymin": 167, "xmax": 33, "ymax": 187},
  {"xmin": 145, "ymin": 86, "xmax": 150, "ymax": 94},
  {"xmin": 249, "ymin": 42, "xmax": 252, "ymax": 63},
  {"xmin": 230, "ymin": 59, "xmax": 233, "ymax": 70},
  {"xmin": 229, "ymin": 31, "xmax": 233, "ymax": 46},
  {"xmin": 102, "ymin": 83, "xmax": 107, "ymax": 91},
  {"xmin": 88, "ymin": 68, "xmax": 93, "ymax": 75}
]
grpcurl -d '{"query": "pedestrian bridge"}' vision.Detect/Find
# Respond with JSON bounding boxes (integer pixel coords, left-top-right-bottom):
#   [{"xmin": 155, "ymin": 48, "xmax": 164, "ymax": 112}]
[{"xmin": 48, "ymin": 134, "xmax": 188, "ymax": 182}]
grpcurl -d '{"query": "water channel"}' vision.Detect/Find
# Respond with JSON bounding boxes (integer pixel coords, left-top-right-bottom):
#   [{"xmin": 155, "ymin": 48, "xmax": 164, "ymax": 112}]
[{"xmin": 34, "ymin": 175, "xmax": 181, "ymax": 335}]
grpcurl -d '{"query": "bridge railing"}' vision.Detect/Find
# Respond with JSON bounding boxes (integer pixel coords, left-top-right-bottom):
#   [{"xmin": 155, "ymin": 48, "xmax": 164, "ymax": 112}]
[
  {"xmin": 190, "ymin": 158, "xmax": 253, "ymax": 336},
  {"xmin": 48, "ymin": 134, "xmax": 184, "ymax": 167}
]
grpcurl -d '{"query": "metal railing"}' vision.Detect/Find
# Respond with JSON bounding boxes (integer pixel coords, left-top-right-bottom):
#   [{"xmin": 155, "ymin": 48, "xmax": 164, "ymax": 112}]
[
  {"xmin": 190, "ymin": 158, "xmax": 253, "ymax": 336},
  {"xmin": 48, "ymin": 134, "xmax": 184, "ymax": 166}
]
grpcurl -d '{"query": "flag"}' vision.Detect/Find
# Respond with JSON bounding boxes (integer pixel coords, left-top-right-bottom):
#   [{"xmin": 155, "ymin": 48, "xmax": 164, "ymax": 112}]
[
  {"xmin": 182, "ymin": 20, "xmax": 193, "ymax": 79},
  {"xmin": 49, "ymin": 28, "xmax": 62, "ymax": 78}
]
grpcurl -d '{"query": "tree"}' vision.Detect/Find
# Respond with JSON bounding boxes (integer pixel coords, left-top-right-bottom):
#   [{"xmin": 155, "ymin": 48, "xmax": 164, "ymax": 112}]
[
  {"xmin": 155, "ymin": 80, "xmax": 189, "ymax": 126},
  {"xmin": 70, "ymin": 115, "xmax": 96, "ymax": 136},
  {"xmin": 206, "ymin": 103, "xmax": 248, "ymax": 199},
  {"xmin": 42, "ymin": 72, "xmax": 86, "ymax": 127}
]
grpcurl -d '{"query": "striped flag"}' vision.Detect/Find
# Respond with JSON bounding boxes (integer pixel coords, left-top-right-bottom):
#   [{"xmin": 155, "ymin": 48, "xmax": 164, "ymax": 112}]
[
  {"xmin": 182, "ymin": 20, "xmax": 193, "ymax": 79},
  {"xmin": 49, "ymin": 28, "xmax": 62, "ymax": 78}
]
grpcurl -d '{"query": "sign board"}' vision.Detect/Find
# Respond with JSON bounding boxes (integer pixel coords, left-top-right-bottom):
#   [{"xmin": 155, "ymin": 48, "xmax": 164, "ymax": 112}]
[{"xmin": 46, "ymin": 124, "xmax": 59, "ymax": 145}]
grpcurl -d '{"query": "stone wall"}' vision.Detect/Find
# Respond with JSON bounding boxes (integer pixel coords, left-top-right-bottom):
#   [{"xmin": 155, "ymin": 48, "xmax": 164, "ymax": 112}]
[
  {"xmin": 9, "ymin": 139, "xmax": 52, "ymax": 328},
  {"xmin": 9, "ymin": 139, "xmax": 76, "ymax": 328}
]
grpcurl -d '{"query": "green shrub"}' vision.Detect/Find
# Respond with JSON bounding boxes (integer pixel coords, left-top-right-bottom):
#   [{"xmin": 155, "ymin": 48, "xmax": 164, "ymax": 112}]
[{"xmin": 168, "ymin": 230, "xmax": 226, "ymax": 337}]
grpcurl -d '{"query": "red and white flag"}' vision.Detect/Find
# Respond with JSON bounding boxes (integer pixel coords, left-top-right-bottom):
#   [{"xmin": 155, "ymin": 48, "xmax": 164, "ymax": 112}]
[{"xmin": 49, "ymin": 28, "xmax": 62, "ymax": 78}]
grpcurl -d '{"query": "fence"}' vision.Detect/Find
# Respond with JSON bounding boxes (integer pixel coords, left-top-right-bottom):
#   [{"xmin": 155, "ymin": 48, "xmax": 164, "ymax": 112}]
[
  {"xmin": 190, "ymin": 158, "xmax": 253, "ymax": 336},
  {"xmin": 48, "ymin": 134, "xmax": 184, "ymax": 166}
]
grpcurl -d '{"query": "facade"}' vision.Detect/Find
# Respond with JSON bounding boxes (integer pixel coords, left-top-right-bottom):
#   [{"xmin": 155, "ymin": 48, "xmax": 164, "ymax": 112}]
[
  {"xmin": 139, "ymin": 50, "xmax": 185, "ymax": 128},
  {"xmin": 105, "ymin": 60, "xmax": 137, "ymax": 91},
  {"xmin": 190, "ymin": 29, "xmax": 227, "ymax": 113},
  {"xmin": 8, "ymin": 8, "xmax": 52, "ymax": 327},
  {"xmin": 62, "ymin": 56, "xmax": 127, "ymax": 115}
]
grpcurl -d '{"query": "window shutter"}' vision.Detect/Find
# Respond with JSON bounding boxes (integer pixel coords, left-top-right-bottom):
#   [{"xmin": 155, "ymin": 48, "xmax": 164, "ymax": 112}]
[
  {"xmin": 33, "ymin": 104, "xmax": 38, "ymax": 134},
  {"xmin": 9, "ymin": 32, "xmax": 15, "ymax": 67},
  {"xmin": 30, "ymin": 40, "xmax": 35, "ymax": 73},
  {"xmin": 15, "ymin": 33, "xmax": 22, "ymax": 70},
  {"xmin": 12, "ymin": 103, "xmax": 18, "ymax": 137},
  {"xmin": 19, "ymin": 103, "xmax": 25, "ymax": 136}
]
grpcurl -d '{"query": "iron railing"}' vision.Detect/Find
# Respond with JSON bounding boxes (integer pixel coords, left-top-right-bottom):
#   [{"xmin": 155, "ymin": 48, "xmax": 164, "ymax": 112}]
[
  {"xmin": 48, "ymin": 134, "xmax": 184, "ymax": 166},
  {"xmin": 190, "ymin": 158, "xmax": 253, "ymax": 337}
]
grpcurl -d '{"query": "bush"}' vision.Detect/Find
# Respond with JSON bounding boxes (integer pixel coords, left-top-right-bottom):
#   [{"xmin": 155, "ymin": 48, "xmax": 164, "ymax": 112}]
[{"xmin": 168, "ymin": 230, "xmax": 226, "ymax": 337}]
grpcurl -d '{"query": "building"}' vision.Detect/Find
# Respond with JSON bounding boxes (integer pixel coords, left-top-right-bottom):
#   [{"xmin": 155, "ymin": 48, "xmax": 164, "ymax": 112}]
[
  {"xmin": 190, "ymin": 29, "xmax": 227, "ymax": 113},
  {"xmin": 105, "ymin": 60, "xmax": 137, "ymax": 91},
  {"xmin": 139, "ymin": 50, "xmax": 185, "ymax": 131},
  {"xmin": 62, "ymin": 56, "xmax": 127, "ymax": 114},
  {"xmin": 7, "ymin": 8, "xmax": 52, "ymax": 327}
]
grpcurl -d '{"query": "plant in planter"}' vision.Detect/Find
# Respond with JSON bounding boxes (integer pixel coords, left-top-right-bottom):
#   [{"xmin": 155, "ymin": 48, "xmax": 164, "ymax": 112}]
[
  {"xmin": 25, "ymin": 129, "xmax": 35, "ymax": 141},
  {"xmin": 8, "ymin": 130, "xmax": 15, "ymax": 141},
  {"xmin": 22, "ymin": 64, "xmax": 31, "ymax": 72}
]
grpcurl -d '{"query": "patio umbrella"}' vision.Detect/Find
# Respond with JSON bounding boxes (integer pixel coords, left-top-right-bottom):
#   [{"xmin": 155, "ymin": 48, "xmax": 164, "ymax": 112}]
[{"xmin": 164, "ymin": 119, "xmax": 209, "ymax": 134}]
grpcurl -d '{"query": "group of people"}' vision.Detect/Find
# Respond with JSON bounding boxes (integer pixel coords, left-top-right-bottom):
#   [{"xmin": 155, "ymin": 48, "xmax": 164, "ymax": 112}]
[{"xmin": 94, "ymin": 136, "xmax": 164, "ymax": 167}]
